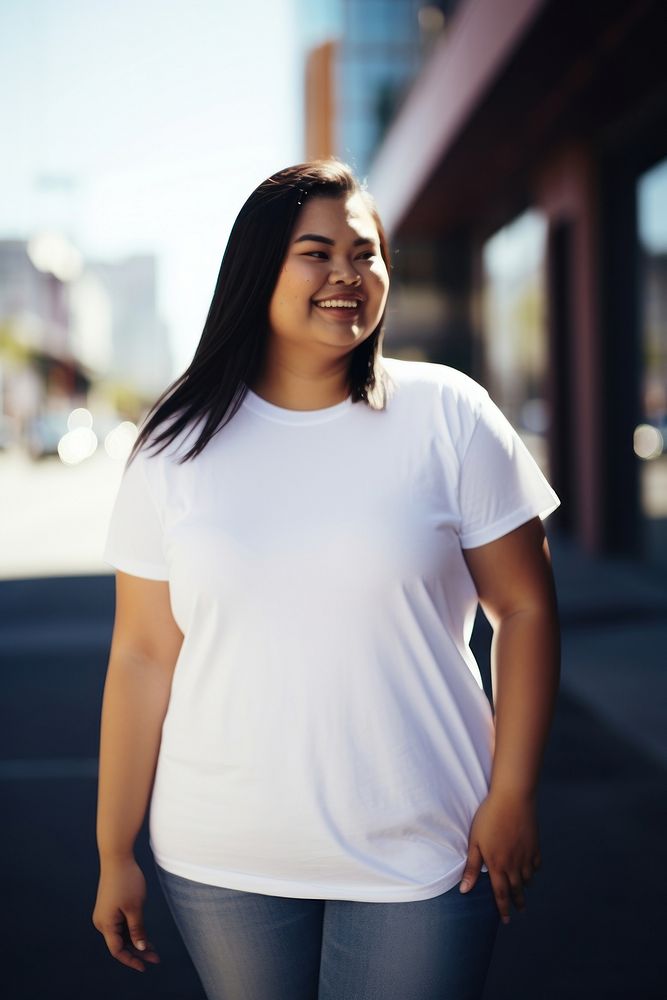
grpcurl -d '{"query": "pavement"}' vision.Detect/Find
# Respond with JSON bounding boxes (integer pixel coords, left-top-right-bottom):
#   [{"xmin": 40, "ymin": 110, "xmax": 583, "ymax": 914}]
[
  {"xmin": 1, "ymin": 530, "xmax": 666, "ymax": 999},
  {"xmin": 549, "ymin": 535, "xmax": 667, "ymax": 769},
  {"xmin": 0, "ymin": 448, "xmax": 123, "ymax": 580}
]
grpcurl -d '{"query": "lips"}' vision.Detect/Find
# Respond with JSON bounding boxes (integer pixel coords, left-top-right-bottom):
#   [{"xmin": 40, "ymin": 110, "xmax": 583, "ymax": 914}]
[
  {"xmin": 312, "ymin": 299, "xmax": 363, "ymax": 323},
  {"xmin": 312, "ymin": 295, "xmax": 364, "ymax": 305}
]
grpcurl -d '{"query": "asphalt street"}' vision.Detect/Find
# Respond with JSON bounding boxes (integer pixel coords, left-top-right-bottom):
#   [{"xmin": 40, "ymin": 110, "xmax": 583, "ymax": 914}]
[{"xmin": 1, "ymin": 549, "xmax": 666, "ymax": 999}]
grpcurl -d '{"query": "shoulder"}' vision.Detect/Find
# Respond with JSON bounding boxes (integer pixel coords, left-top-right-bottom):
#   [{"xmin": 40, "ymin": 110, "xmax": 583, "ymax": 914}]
[
  {"xmin": 380, "ymin": 356, "xmax": 489, "ymax": 417},
  {"xmin": 378, "ymin": 356, "xmax": 494, "ymax": 461},
  {"xmin": 132, "ymin": 412, "xmax": 202, "ymax": 467},
  {"xmin": 122, "ymin": 415, "xmax": 203, "ymax": 500}
]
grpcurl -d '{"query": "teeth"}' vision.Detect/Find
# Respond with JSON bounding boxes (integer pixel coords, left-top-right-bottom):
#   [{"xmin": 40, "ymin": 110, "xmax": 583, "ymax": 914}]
[{"xmin": 315, "ymin": 299, "xmax": 360, "ymax": 309}]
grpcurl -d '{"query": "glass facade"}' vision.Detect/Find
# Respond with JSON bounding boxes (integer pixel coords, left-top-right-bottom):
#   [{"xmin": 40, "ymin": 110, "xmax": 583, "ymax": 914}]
[
  {"xmin": 302, "ymin": 1, "xmax": 463, "ymax": 176},
  {"xmin": 337, "ymin": 0, "xmax": 424, "ymax": 176},
  {"xmin": 637, "ymin": 158, "xmax": 667, "ymax": 562},
  {"xmin": 480, "ymin": 211, "xmax": 550, "ymax": 475}
]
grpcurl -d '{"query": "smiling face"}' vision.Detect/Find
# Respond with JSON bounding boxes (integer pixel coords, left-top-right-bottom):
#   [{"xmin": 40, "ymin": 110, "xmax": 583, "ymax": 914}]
[{"xmin": 266, "ymin": 192, "xmax": 390, "ymax": 357}]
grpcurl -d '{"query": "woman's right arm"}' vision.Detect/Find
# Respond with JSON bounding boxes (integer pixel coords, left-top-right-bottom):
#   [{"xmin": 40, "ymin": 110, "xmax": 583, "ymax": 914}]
[{"xmin": 92, "ymin": 571, "xmax": 183, "ymax": 973}]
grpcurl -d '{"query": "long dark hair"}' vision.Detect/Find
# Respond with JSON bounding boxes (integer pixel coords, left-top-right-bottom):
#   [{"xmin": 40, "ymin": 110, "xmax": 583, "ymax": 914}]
[{"xmin": 128, "ymin": 158, "xmax": 393, "ymax": 465}]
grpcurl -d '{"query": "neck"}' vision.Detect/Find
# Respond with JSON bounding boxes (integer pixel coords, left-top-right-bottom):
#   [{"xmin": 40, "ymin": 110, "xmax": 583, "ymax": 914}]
[{"xmin": 249, "ymin": 351, "xmax": 352, "ymax": 411}]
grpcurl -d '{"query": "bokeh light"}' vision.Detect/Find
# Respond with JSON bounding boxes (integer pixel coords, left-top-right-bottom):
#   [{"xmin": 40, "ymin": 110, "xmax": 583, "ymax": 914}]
[
  {"xmin": 57, "ymin": 427, "xmax": 98, "ymax": 465},
  {"xmin": 104, "ymin": 421, "xmax": 139, "ymax": 462},
  {"xmin": 27, "ymin": 231, "xmax": 83, "ymax": 282},
  {"xmin": 633, "ymin": 424, "xmax": 664, "ymax": 461},
  {"xmin": 418, "ymin": 6, "xmax": 445, "ymax": 33},
  {"xmin": 67, "ymin": 407, "xmax": 93, "ymax": 431}
]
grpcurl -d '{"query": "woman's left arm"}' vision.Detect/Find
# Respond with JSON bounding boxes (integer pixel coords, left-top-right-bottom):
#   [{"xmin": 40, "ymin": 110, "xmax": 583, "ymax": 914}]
[{"xmin": 460, "ymin": 516, "xmax": 561, "ymax": 924}]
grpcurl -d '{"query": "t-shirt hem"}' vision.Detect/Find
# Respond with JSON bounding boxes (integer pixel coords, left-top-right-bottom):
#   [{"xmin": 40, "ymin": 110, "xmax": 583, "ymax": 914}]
[
  {"xmin": 150, "ymin": 850, "xmax": 474, "ymax": 902},
  {"xmin": 102, "ymin": 553, "xmax": 170, "ymax": 581},
  {"xmin": 459, "ymin": 497, "xmax": 561, "ymax": 550}
]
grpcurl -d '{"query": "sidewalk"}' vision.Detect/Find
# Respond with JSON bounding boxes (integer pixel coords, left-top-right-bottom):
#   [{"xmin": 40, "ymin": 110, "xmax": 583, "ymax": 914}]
[
  {"xmin": 548, "ymin": 535, "xmax": 667, "ymax": 769},
  {"xmin": 2, "ymin": 536, "xmax": 666, "ymax": 998}
]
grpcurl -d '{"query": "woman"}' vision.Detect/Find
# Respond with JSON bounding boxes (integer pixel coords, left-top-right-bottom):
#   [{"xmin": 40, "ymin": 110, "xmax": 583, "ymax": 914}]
[{"xmin": 93, "ymin": 159, "xmax": 561, "ymax": 1000}]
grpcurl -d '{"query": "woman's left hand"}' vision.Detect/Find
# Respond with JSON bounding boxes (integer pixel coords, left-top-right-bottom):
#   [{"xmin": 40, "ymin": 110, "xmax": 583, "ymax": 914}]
[{"xmin": 458, "ymin": 792, "xmax": 541, "ymax": 925}]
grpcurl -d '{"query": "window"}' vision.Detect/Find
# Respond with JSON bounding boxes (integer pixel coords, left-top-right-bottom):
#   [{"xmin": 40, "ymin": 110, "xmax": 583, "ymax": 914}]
[
  {"xmin": 481, "ymin": 211, "xmax": 550, "ymax": 475},
  {"xmin": 637, "ymin": 158, "xmax": 667, "ymax": 527}
]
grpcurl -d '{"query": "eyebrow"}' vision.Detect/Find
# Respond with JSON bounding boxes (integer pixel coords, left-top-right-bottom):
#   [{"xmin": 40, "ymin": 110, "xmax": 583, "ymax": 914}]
[{"xmin": 293, "ymin": 233, "xmax": 377, "ymax": 247}]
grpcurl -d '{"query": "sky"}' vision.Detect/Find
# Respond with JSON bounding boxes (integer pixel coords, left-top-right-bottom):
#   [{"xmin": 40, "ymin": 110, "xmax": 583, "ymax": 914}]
[
  {"xmin": 1, "ymin": 0, "xmax": 310, "ymax": 372},
  {"xmin": 2, "ymin": 0, "xmax": 665, "ymax": 377}
]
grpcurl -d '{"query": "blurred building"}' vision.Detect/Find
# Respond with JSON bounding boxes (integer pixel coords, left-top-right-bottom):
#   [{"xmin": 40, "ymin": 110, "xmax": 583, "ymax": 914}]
[
  {"xmin": 333, "ymin": 0, "xmax": 667, "ymax": 570},
  {"xmin": 0, "ymin": 237, "xmax": 172, "ymax": 454},
  {"xmin": 302, "ymin": 1, "xmax": 458, "ymax": 175},
  {"xmin": 0, "ymin": 240, "xmax": 68, "ymax": 356},
  {"xmin": 0, "ymin": 238, "xmax": 91, "ymax": 449},
  {"xmin": 305, "ymin": 39, "xmax": 337, "ymax": 161},
  {"xmin": 85, "ymin": 255, "xmax": 172, "ymax": 399}
]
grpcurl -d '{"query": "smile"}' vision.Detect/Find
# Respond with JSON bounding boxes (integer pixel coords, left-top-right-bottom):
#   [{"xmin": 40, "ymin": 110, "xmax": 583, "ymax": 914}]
[{"xmin": 313, "ymin": 299, "xmax": 361, "ymax": 309}]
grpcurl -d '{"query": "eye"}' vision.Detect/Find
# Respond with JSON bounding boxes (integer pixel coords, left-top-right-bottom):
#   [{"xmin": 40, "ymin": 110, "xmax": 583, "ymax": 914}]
[{"xmin": 302, "ymin": 250, "xmax": 376, "ymax": 260}]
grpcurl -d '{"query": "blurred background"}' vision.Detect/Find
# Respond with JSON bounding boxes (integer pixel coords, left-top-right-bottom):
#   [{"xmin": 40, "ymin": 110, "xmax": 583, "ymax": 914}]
[
  {"xmin": 2, "ymin": 2, "xmax": 666, "ymax": 998},
  {"xmin": 1, "ymin": 0, "xmax": 666, "ymax": 578},
  {"xmin": 1, "ymin": 0, "xmax": 304, "ymax": 577}
]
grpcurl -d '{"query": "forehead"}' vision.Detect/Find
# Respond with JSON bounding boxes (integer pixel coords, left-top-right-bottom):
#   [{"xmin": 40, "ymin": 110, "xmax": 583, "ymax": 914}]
[{"xmin": 296, "ymin": 192, "xmax": 379, "ymax": 237}]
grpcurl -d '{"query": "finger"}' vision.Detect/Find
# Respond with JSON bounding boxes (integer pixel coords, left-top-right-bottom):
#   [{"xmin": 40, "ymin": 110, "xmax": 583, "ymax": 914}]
[
  {"xmin": 508, "ymin": 874, "xmax": 526, "ymax": 913},
  {"xmin": 124, "ymin": 908, "xmax": 160, "ymax": 963},
  {"xmin": 125, "ymin": 910, "xmax": 150, "ymax": 954},
  {"xmin": 103, "ymin": 929, "xmax": 147, "ymax": 973},
  {"xmin": 489, "ymin": 870, "xmax": 512, "ymax": 924},
  {"xmin": 133, "ymin": 940, "xmax": 160, "ymax": 965},
  {"xmin": 459, "ymin": 844, "xmax": 483, "ymax": 893},
  {"xmin": 521, "ymin": 864, "xmax": 534, "ymax": 885}
]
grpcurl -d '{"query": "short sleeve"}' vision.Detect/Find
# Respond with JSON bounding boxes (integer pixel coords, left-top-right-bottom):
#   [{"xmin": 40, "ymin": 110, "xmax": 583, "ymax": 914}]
[
  {"xmin": 103, "ymin": 446, "xmax": 169, "ymax": 580},
  {"xmin": 458, "ymin": 391, "xmax": 560, "ymax": 549}
]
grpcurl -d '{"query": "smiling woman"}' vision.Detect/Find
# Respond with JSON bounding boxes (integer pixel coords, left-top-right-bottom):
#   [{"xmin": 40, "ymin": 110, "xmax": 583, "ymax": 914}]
[
  {"xmin": 255, "ymin": 192, "xmax": 390, "ymax": 408},
  {"xmin": 94, "ymin": 158, "xmax": 561, "ymax": 1000},
  {"xmin": 120, "ymin": 160, "xmax": 395, "ymax": 463}
]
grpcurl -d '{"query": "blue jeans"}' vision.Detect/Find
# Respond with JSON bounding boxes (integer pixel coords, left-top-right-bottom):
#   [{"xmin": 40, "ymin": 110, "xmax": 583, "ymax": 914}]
[{"xmin": 155, "ymin": 864, "xmax": 500, "ymax": 1000}]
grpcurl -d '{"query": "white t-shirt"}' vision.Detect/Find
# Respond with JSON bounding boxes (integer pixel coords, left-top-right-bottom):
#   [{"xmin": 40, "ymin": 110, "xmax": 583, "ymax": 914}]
[{"xmin": 103, "ymin": 357, "xmax": 560, "ymax": 902}]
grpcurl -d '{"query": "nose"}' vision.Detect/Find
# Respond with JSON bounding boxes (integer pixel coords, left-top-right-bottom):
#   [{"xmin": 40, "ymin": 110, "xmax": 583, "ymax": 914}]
[{"xmin": 329, "ymin": 262, "xmax": 362, "ymax": 285}]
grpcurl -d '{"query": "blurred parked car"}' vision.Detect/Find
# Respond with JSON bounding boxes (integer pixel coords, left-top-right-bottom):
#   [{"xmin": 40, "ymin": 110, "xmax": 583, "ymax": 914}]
[
  {"xmin": 25, "ymin": 412, "xmax": 70, "ymax": 460},
  {"xmin": 0, "ymin": 414, "xmax": 18, "ymax": 451}
]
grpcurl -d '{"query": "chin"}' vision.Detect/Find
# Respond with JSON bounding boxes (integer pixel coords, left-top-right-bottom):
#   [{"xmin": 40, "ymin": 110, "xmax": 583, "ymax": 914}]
[{"xmin": 321, "ymin": 327, "xmax": 367, "ymax": 345}]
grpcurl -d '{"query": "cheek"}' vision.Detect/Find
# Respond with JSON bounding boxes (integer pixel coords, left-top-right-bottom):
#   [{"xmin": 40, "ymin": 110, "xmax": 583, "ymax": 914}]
[
  {"xmin": 369, "ymin": 258, "xmax": 389, "ymax": 285},
  {"xmin": 268, "ymin": 276, "xmax": 316, "ymax": 330},
  {"xmin": 369, "ymin": 265, "xmax": 390, "ymax": 305},
  {"xmin": 274, "ymin": 266, "xmax": 317, "ymax": 305}
]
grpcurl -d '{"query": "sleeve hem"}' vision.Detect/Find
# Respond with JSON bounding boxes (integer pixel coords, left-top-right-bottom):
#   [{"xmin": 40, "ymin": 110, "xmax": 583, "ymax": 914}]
[
  {"xmin": 102, "ymin": 554, "xmax": 170, "ymax": 581},
  {"xmin": 459, "ymin": 497, "xmax": 561, "ymax": 550}
]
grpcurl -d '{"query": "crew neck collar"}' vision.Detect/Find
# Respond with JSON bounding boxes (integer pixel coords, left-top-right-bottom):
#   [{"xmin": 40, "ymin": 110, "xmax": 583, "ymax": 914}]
[{"xmin": 242, "ymin": 387, "xmax": 354, "ymax": 425}]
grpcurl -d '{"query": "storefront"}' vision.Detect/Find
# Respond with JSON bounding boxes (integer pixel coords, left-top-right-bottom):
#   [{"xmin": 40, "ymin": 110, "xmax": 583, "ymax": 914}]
[{"xmin": 370, "ymin": 0, "xmax": 667, "ymax": 565}]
